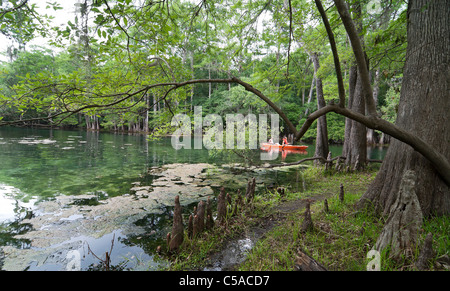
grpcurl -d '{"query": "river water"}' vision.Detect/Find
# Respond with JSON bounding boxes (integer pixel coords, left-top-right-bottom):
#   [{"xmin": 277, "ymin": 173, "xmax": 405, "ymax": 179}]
[{"xmin": 0, "ymin": 127, "xmax": 386, "ymax": 270}]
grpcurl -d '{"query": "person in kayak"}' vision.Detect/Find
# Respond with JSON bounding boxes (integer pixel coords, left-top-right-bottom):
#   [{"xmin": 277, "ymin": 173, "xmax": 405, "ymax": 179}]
[{"xmin": 282, "ymin": 136, "xmax": 288, "ymax": 146}]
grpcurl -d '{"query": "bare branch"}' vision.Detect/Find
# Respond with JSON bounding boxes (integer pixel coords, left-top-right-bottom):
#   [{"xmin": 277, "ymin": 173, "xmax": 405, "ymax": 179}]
[
  {"xmin": 286, "ymin": 0, "xmax": 293, "ymax": 76},
  {"xmin": 0, "ymin": 0, "xmax": 28, "ymax": 18},
  {"xmin": 313, "ymin": 0, "xmax": 346, "ymax": 108},
  {"xmin": 2, "ymin": 77, "xmax": 448, "ymax": 186},
  {"xmin": 333, "ymin": 0, "xmax": 377, "ymax": 116},
  {"xmin": 265, "ymin": 155, "xmax": 345, "ymax": 168},
  {"xmin": 295, "ymin": 104, "xmax": 450, "ymax": 185},
  {"xmin": 230, "ymin": 77, "xmax": 298, "ymax": 135}
]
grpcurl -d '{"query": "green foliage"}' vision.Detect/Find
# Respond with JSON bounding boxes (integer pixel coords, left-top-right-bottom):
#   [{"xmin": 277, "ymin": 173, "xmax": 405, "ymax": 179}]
[
  {"xmin": 299, "ymin": 112, "xmax": 345, "ymax": 143},
  {"xmin": 326, "ymin": 112, "xmax": 346, "ymax": 142},
  {"xmin": 380, "ymin": 85, "xmax": 401, "ymax": 123},
  {"xmin": 0, "ymin": 0, "xmax": 408, "ymax": 146},
  {"xmin": 1, "ymin": 0, "xmax": 61, "ymax": 53}
]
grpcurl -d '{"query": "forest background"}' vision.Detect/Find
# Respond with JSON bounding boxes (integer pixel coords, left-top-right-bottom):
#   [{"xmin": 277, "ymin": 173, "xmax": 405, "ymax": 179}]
[{"xmin": 0, "ymin": 0, "xmax": 405, "ymax": 147}]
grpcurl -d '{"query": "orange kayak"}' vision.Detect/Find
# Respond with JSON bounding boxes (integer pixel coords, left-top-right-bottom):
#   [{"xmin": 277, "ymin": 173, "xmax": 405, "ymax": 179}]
[{"xmin": 260, "ymin": 143, "xmax": 308, "ymax": 151}]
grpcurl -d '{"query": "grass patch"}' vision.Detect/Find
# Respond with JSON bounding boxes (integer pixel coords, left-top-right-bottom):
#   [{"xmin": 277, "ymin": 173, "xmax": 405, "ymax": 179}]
[
  {"xmin": 240, "ymin": 167, "xmax": 449, "ymax": 271},
  {"xmin": 160, "ymin": 165, "xmax": 449, "ymax": 271},
  {"xmin": 239, "ymin": 180, "xmax": 382, "ymax": 271}
]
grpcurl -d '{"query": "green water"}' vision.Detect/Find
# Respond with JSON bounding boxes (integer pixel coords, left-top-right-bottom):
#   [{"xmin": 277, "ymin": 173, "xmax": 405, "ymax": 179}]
[
  {"xmin": 0, "ymin": 127, "xmax": 386, "ymax": 270},
  {"xmin": 0, "ymin": 128, "xmax": 212, "ymax": 203},
  {"xmin": 0, "ymin": 127, "xmax": 356, "ymax": 206}
]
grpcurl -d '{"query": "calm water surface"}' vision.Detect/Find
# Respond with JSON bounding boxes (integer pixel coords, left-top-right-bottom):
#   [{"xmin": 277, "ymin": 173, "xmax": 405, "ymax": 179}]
[{"xmin": 0, "ymin": 127, "xmax": 386, "ymax": 270}]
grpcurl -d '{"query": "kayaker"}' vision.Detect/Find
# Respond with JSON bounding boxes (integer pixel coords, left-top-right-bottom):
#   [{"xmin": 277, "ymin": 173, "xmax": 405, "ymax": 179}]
[
  {"xmin": 268, "ymin": 138, "xmax": 273, "ymax": 144},
  {"xmin": 282, "ymin": 136, "xmax": 288, "ymax": 146}
]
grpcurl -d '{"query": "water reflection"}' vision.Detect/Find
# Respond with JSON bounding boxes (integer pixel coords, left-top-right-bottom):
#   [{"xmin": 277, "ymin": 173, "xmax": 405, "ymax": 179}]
[
  {"xmin": 0, "ymin": 127, "xmax": 388, "ymax": 270},
  {"xmin": 0, "ymin": 185, "xmax": 35, "ymax": 222},
  {"xmin": 0, "ymin": 185, "xmax": 34, "ymax": 249},
  {"xmin": 260, "ymin": 148, "xmax": 308, "ymax": 161},
  {"xmin": 25, "ymin": 230, "xmax": 164, "ymax": 271},
  {"xmin": 0, "ymin": 127, "xmax": 388, "ymax": 227}
]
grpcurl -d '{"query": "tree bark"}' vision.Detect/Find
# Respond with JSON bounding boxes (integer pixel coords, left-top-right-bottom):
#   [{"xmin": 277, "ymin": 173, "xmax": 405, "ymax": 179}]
[
  {"xmin": 344, "ymin": 68, "xmax": 367, "ymax": 170},
  {"xmin": 168, "ymin": 195, "xmax": 184, "ymax": 251},
  {"xmin": 374, "ymin": 170, "xmax": 423, "ymax": 258},
  {"xmin": 302, "ymin": 76, "xmax": 315, "ymax": 118},
  {"xmin": 333, "ymin": 0, "xmax": 377, "ymax": 116},
  {"xmin": 310, "ymin": 52, "xmax": 329, "ymax": 163},
  {"xmin": 342, "ymin": 2, "xmax": 366, "ymax": 170},
  {"xmin": 358, "ymin": 0, "xmax": 450, "ymax": 216},
  {"xmin": 367, "ymin": 69, "xmax": 380, "ymax": 145},
  {"xmin": 314, "ymin": 0, "xmax": 346, "ymax": 107},
  {"xmin": 342, "ymin": 64, "xmax": 357, "ymax": 157}
]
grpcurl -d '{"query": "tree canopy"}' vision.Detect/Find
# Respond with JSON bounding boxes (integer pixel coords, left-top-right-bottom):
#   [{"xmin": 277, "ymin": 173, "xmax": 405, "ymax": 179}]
[
  {"xmin": 0, "ymin": 0, "xmax": 405, "ymax": 139},
  {"xmin": 2, "ymin": 0, "xmax": 449, "ymax": 185},
  {"xmin": 1, "ymin": 1, "xmax": 449, "ymax": 266}
]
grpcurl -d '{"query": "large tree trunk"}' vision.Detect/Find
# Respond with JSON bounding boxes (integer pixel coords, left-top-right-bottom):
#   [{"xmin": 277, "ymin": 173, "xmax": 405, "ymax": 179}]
[
  {"xmin": 310, "ymin": 52, "xmax": 329, "ymax": 162},
  {"xmin": 344, "ymin": 66, "xmax": 367, "ymax": 170},
  {"xmin": 190, "ymin": 51, "xmax": 195, "ymax": 112},
  {"xmin": 144, "ymin": 94, "xmax": 149, "ymax": 132},
  {"xmin": 358, "ymin": 0, "xmax": 450, "ymax": 216},
  {"xmin": 342, "ymin": 65, "xmax": 356, "ymax": 157},
  {"xmin": 366, "ymin": 69, "xmax": 380, "ymax": 145},
  {"xmin": 342, "ymin": 2, "xmax": 367, "ymax": 170}
]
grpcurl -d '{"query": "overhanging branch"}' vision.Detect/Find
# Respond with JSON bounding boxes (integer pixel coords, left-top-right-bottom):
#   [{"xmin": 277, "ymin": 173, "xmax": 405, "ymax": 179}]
[
  {"xmin": 265, "ymin": 155, "xmax": 345, "ymax": 168},
  {"xmin": 313, "ymin": 0, "xmax": 345, "ymax": 108},
  {"xmin": 2, "ymin": 77, "xmax": 448, "ymax": 186},
  {"xmin": 333, "ymin": 0, "xmax": 378, "ymax": 116},
  {"xmin": 0, "ymin": 0, "xmax": 28, "ymax": 18},
  {"xmin": 294, "ymin": 104, "xmax": 450, "ymax": 185}
]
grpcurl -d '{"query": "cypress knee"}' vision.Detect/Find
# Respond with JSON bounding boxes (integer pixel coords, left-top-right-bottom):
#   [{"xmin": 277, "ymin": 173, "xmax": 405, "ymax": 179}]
[
  {"xmin": 339, "ymin": 183, "xmax": 344, "ymax": 202},
  {"xmin": 217, "ymin": 187, "xmax": 227, "ymax": 224},
  {"xmin": 206, "ymin": 214, "xmax": 213, "ymax": 230},
  {"xmin": 226, "ymin": 193, "xmax": 232, "ymax": 205},
  {"xmin": 166, "ymin": 232, "xmax": 171, "ymax": 249},
  {"xmin": 246, "ymin": 177, "xmax": 256, "ymax": 204},
  {"xmin": 232, "ymin": 198, "xmax": 238, "ymax": 217},
  {"xmin": 206, "ymin": 198, "xmax": 214, "ymax": 229},
  {"xmin": 168, "ymin": 195, "xmax": 184, "ymax": 251},
  {"xmin": 193, "ymin": 214, "xmax": 199, "ymax": 238},
  {"xmin": 196, "ymin": 200, "xmax": 205, "ymax": 233},
  {"xmin": 187, "ymin": 214, "xmax": 193, "ymax": 239},
  {"xmin": 415, "ymin": 233, "xmax": 434, "ymax": 270},
  {"xmin": 301, "ymin": 201, "xmax": 314, "ymax": 233},
  {"xmin": 236, "ymin": 189, "xmax": 243, "ymax": 206}
]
